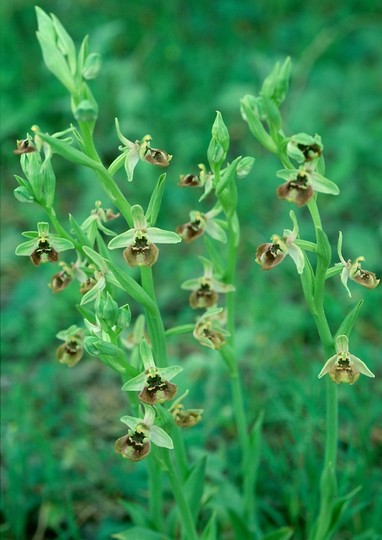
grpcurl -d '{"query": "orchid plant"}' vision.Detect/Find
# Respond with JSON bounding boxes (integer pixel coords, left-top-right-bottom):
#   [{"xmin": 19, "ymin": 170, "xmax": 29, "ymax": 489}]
[{"xmin": 11, "ymin": 8, "xmax": 379, "ymax": 540}]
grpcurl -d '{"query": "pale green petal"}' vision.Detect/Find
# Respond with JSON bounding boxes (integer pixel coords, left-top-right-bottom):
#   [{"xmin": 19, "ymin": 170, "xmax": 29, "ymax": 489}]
[
  {"xmin": 181, "ymin": 278, "xmax": 201, "ymax": 290},
  {"xmin": 50, "ymin": 236, "xmax": 75, "ymax": 251},
  {"xmin": 37, "ymin": 222, "xmax": 50, "ymax": 237},
  {"xmin": 15, "ymin": 239, "xmax": 37, "ymax": 256},
  {"xmin": 124, "ymin": 147, "xmax": 139, "ymax": 182},
  {"xmin": 287, "ymin": 243, "xmax": 305, "ymax": 274},
  {"xmin": 149, "ymin": 425, "xmax": 174, "ymax": 449},
  {"xmin": 147, "ymin": 227, "xmax": 182, "ymax": 244},
  {"xmin": 107, "ymin": 229, "xmax": 135, "ymax": 249},
  {"xmin": 142, "ymin": 404, "xmax": 156, "ymax": 426},
  {"xmin": 318, "ymin": 354, "xmax": 337, "ymax": 378},
  {"xmin": 158, "ymin": 365, "xmax": 183, "ymax": 381},
  {"xmin": 120, "ymin": 414, "xmax": 140, "ymax": 430},
  {"xmin": 211, "ymin": 279, "xmax": 235, "ymax": 293},
  {"xmin": 122, "ymin": 371, "xmax": 147, "ymax": 391},
  {"xmin": 205, "ymin": 220, "xmax": 227, "ymax": 243},
  {"xmin": 350, "ymin": 354, "xmax": 375, "ymax": 378},
  {"xmin": 310, "ymin": 172, "xmax": 340, "ymax": 195},
  {"xmin": 340, "ymin": 267, "xmax": 352, "ymax": 298}
]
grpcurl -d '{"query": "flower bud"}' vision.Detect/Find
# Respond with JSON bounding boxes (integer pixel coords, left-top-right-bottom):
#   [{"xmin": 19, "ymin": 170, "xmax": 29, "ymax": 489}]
[
  {"xmin": 56, "ymin": 333, "xmax": 84, "ymax": 367},
  {"xmin": 74, "ymin": 100, "xmax": 98, "ymax": 123},
  {"xmin": 171, "ymin": 404, "xmax": 203, "ymax": 428},
  {"xmin": 82, "ymin": 52, "xmax": 102, "ymax": 80}
]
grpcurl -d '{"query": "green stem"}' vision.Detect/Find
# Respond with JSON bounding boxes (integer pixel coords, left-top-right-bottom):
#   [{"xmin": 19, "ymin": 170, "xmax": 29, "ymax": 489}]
[
  {"xmin": 161, "ymin": 450, "xmax": 199, "ymax": 540},
  {"xmin": 44, "ymin": 206, "xmax": 82, "ymax": 252},
  {"xmin": 140, "ymin": 266, "xmax": 168, "ymax": 368},
  {"xmin": 78, "ymin": 121, "xmax": 133, "ymax": 226},
  {"xmin": 147, "ymin": 454, "xmax": 165, "ymax": 531}
]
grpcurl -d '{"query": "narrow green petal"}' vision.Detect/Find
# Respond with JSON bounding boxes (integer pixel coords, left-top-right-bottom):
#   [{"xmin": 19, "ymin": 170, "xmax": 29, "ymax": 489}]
[
  {"xmin": 287, "ymin": 243, "xmax": 305, "ymax": 274},
  {"xmin": 80, "ymin": 276, "xmax": 105, "ymax": 305},
  {"xmin": 131, "ymin": 205, "xmax": 147, "ymax": 229},
  {"xmin": 205, "ymin": 220, "xmax": 227, "ymax": 243},
  {"xmin": 147, "ymin": 227, "xmax": 182, "ymax": 244},
  {"xmin": 318, "ymin": 355, "xmax": 337, "ymax": 378},
  {"xmin": 15, "ymin": 239, "xmax": 37, "ymax": 256},
  {"xmin": 310, "ymin": 172, "xmax": 340, "ymax": 195},
  {"xmin": 149, "ymin": 425, "xmax": 174, "ymax": 449},
  {"xmin": 120, "ymin": 415, "xmax": 140, "ymax": 430},
  {"xmin": 350, "ymin": 354, "xmax": 375, "ymax": 378},
  {"xmin": 139, "ymin": 339, "xmax": 155, "ymax": 369},
  {"xmin": 158, "ymin": 365, "xmax": 183, "ymax": 381},
  {"xmin": 122, "ymin": 372, "xmax": 147, "ymax": 391},
  {"xmin": 340, "ymin": 267, "xmax": 352, "ymax": 298},
  {"xmin": 107, "ymin": 229, "xmax": 135, "ymax": 249},
  {"xmin": 50, "ymin": 236, "xmax": 75, "ymax": 252}
]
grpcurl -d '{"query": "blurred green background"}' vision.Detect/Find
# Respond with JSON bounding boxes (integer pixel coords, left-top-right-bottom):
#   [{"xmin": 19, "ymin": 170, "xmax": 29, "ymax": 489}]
[{"xmin": 1, "ymin": 0, "xmax": 382, "ymax": 539}]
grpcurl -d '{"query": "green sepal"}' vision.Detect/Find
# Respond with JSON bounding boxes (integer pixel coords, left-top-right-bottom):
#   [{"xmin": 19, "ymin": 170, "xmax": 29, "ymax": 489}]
[
  {"xmin": 335, "ymin": 300, "xmax": 363, "ymax": 340},
  {"xmin": 240, "ymin": 96, "xmax": 278, "ymax": 153},
  {"xmin": 145, "ymin": 173, "xmax": 166, "ymax": 226},
  {"xmin": 211, "ymin": 111, "xmax": 229, "ymax": 152},
  {"xmin": 262, "ymin": 526, "xmax": 294, "ymax": 540},
  {"xmin": 236, "ymin": 156, "xmax": 255, "ymax": 178},
  {"xmin": 97, "ymin": 292, "xmax": 119, "ymax": 327},
  {"xmin": 50, "ymin": 236, "xmax": 75, "ymax": 252},
  {"xmin": 35, "ymin": 130, "xmax": 101, "ymax": 170},
  {"xmin": 50, "ymin": 13, "xmax": 77, "ymax": 75},
  {"xmin": 77, "ymin": 35, "xmax": 89, "ymax": 76},
  {"xmin": 273, "ymin": 56, "xmax": 291, "ymax": 106},
  {"xmin": 80, "ymin": 276, "xmax": 105, "ymax": 305},
  {"xmin": 14, "ymin": 186, "xmax": 35, "ymax": 203},
  {"xmin": 310, "ymin": 172, "xmax": 340, "ymax": 196},
  {"xmin": 117, "ymin": 304, "xmax": 131, "ymax": 330},
  {"xmin": 139, "ymin": 339, "xmax": 154, "ymax": 368},
  {"xmin": 147, "ymin": 228, "xmax": 182, "ymax": 244},
  {"xmin": 74, "ymin": 99, "xmax": 98, "ymax": 123},
  {"xmin": 261, "ymin": 95, "xmax": 282, "ymax": 132},
  {"xmin": 107, "ymin": 229, "xmax": 135, "ymax": 250},
  {"xmin": 82, "ymin": 52, "xmax": 102, "ymax": 80},
  {"xmin": 41, "ymin": 158, "xmax": 56, "ymax": 208}
]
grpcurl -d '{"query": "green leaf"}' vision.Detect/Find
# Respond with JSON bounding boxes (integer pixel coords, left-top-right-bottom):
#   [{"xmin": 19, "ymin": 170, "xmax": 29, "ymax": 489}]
[
  {"xmin": 262, "ymin": 526, "xmax": 294, "ymax": 540},
  {"xmin": 112, "ymin": 527, "xmax": 171, "ymax": 540},
  {"xmin": 316, "ymin": 227, "xmax": 331, "ymax": 273},
  {"xmin": 69, "ymin": 214, "xmax": 92, "ymax": 247},
  {"xmin": 300, "ymin": 252, "xmax": 315, "ymax": 308},
  {"xmin": 145, "ymin": 173, "xmax": 166, "ymax": 226},
  {"xmin": 200, "ymin": 513, "xmax": 217, "ymax": 540},
  {"xmin": 335, "ymin": 300, "xmax": 364, "ymax": 339},
  {"xmin": 106, "ymin": 260, "xmax": 157, "ymax": 312},
  {"xmin": 261, "ymin": 95, "xmax": 282, "ymax": 131},
  {"xmin": 243, "ymin": 411, "xmax": 264, "ymax": 516},
  {"xmin": 36, "ymin": 131, "xmax": 101, "ymax": 170},
  {"xmin": 184, "ymin": 456, "xmax": 207, "ymax": 523},
  {"xmin": 82, "ymin": 246, "xmax": 108, "ymax": 272},
  {"xmin": 228, "ymin": 509, "xmax": 254, "ymax": 540}
]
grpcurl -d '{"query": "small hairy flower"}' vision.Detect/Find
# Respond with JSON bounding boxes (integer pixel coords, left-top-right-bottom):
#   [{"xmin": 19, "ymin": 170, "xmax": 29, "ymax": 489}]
[
  {"xmin": 13, "ymin": 138, "xmax": 37, "ymax": 155},
  {"xmin": 108, "ymin": 205, "xmax": 181, "ymax": 267},
  {"xmin": 255, "ymin": 211, "xmax": 305, "ymax": 274},
  {"xmin": 176, "ymin": 208, "xmax": 227, "ymax": 244},
  {"xmin": 171, "ymin": 404, "xmax": 203, "ymax": 428},
  {"xmin": 56, "ymin": 326, "xmax": 85, "ymax": 367},
  {"xmin": 15, "ymin": 222, "xmax": 74, "ymax": 266},
  {"xmin": 276, "ymin": 166, "xmax": 339, "ymax": 207},
  {"xmin": 115, "ymin": 405, "xmax": 173, "ymax": 462},
  {"xmin": 318, "ymin": 335, "xmax": 375, "ymax": 384},
  {"xmin": 193, "ymin": 308, "xmax": 229, "ymax": 350},
  {"xmin": 122, "ymin": 339, "xmax": 182, "ymax": 405},
  {"xmin": 337, "ymin": 232, "xmax": 380, "ymax": 297}
]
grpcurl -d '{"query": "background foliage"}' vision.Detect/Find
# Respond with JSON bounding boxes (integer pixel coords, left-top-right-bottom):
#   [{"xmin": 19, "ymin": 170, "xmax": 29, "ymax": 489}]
[{"xmin": 1, "ymin": 0, "xmax": 381, "ymax": 539}]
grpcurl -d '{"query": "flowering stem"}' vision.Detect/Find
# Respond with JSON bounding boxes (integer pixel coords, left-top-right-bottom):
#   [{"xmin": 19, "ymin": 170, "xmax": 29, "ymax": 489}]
[
  {"xmin": 77, "ymin": 121, "xmax": 133, "ymax": 226},
  {"xmin": 147, "ymin": 455, "xmax": 165, "ymax": 532},
  {"xmin": 161, "ymin": 449, "xmax": 199, "ymax": 540}
]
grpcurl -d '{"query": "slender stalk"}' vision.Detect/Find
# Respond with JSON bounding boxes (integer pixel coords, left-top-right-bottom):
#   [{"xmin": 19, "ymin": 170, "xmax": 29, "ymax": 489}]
[
  {"xmin": 147, "ymin": 455, "xmax": 165, "ymax": 531},
  {"xmin": 161, "ymin": 450, "xmax": 199, "ymax": 540}
]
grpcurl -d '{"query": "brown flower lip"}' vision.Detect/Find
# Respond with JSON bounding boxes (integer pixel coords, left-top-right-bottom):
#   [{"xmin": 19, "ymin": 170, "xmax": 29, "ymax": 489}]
[
  {"xmin": 139, "ymin": 377, "xmax": 177, "ymax": 405},
  {"xmin": 30, "ymin": 240, "xmax": 59, "ymax": 266},
  {"xmin": 50, "ymin": 270, "xmax": 72, "ymax": 292},
  {"xmin": 114, "ymin": 432, "xmax": 151, "ymax": 462},
  {"xmin": 178, "ymin": 174, "xmax": 201, "ymax": 187},
  {"xmin": 176, "ymin": 220, "xmax": 204, "ymax": 243},
  {"xmin": 255, "ymin": 242, "xmax": 285, "ymax": 270},
  {"xmin": 189, "ymin": 285, "xmax": 219, "ymax": 309},
  {"xmin": 13, "ymin": 139, "xmax": 37, "ymax": 155},
  {"xmin": 297, "ymin": 142, "xmax": 322, "ymax": 161},
  {"xmin": 277, "ymin": 173, "xmax": 314, "ymax": 207},
  {"xmin": 143, "ymin": 148, "xmax": 172, "ymax": 167},
  {"xmin": 123, "ymin": 239, "xmax": 159, "ymax": 267}
]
